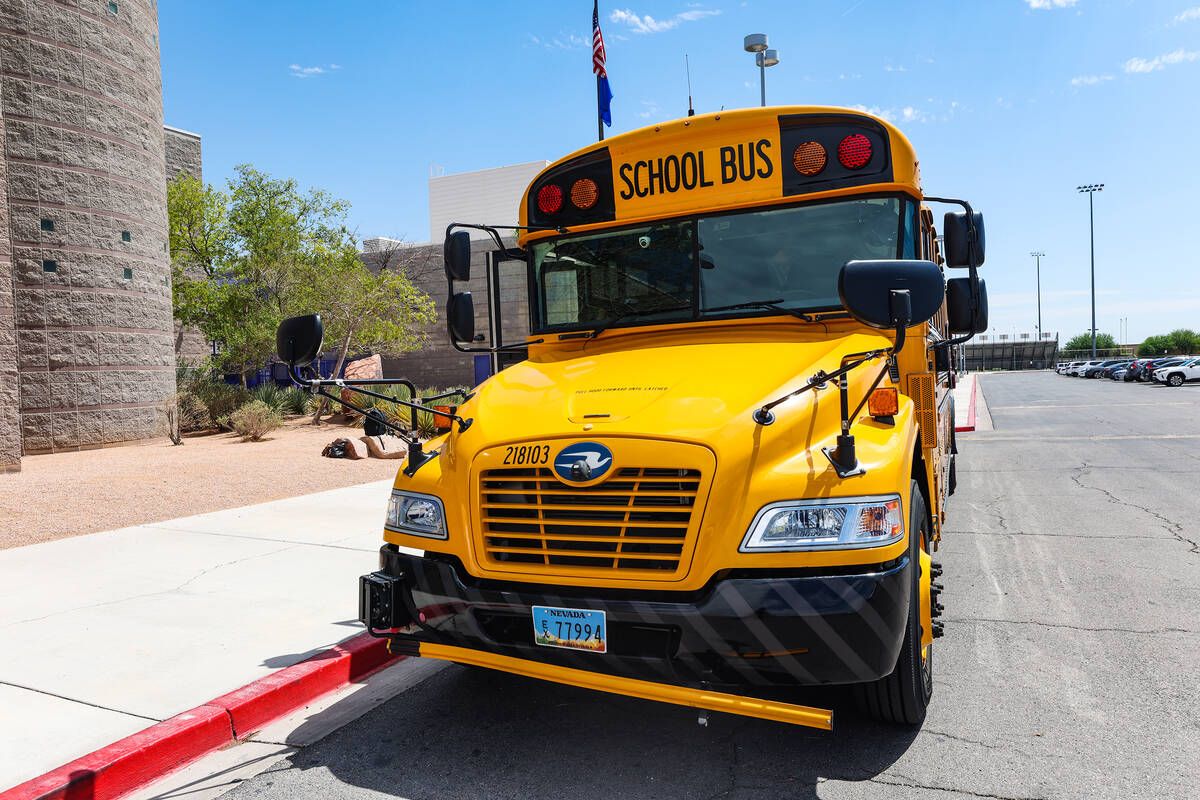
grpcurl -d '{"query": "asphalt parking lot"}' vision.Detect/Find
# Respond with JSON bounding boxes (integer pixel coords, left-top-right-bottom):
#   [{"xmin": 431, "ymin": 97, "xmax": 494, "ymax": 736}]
[{"xmin": 222, "ymin": 372, "xmax": 1199, "ymax": 800}]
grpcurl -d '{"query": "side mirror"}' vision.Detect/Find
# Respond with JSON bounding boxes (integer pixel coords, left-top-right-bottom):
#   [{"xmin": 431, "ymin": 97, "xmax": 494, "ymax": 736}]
[
  {"xmin": 276, "ymin": 314, "xmax": 324, "ymax": 366},
  {"xmin": 839, "ymin": 259, "xmax": 946, "ymax": 331},
  {"xmin": 942, "ymin": 211, "xmax": 985, "ymax": 268},
  {"xmin": 946, "ymin": 277, "xmax": 989, "ymax": 334},
  {"xmin": 444, "ymin": 231, "xmax": 471, "ymax": 282},
  {"xmin": 447, "ymin": 292, "xmax": 475, "ymax": 343}
]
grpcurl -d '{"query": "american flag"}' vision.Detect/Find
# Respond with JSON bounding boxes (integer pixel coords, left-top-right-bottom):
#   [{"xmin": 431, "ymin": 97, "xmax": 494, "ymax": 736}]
[
  {"xmin": 592, "ymin": 1, "xmax": 607, "ymax": 78},
  {"xmin": 593, "ymin": 1, "xmax": 613, "ymax": 130}
]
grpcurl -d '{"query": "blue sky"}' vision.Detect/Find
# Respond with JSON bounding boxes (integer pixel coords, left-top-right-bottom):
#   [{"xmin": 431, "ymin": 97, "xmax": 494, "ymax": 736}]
[{"xmin": 160, "ymin": 0, "xmax": 1200, "ymax": 344}]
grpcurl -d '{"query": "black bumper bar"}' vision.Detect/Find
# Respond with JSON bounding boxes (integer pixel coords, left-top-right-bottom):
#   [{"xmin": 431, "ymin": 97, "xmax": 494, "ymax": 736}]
[{"xmin": 360, "ymin": 547, "xmax": 910, "ymax": 689}]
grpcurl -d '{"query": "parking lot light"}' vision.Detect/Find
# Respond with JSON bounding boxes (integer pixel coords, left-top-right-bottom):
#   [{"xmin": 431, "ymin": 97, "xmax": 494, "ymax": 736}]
[
  {"xmin": 1076, "ymin": 184, "xmax": 1104, "ymax": 358},
  {"xmin": 1030, "ymin": 251, "xmax": 1045, "ymax": 337}
]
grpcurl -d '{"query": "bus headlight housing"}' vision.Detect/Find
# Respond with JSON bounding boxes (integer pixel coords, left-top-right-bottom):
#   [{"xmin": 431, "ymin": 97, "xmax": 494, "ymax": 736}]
[
  {"xmin": 385, "ymin": 490, "xmax": 447, "ymax": 539},
  {"xmin": 739, "ymin": 495, "xmax": 903, "ymax": 552}
]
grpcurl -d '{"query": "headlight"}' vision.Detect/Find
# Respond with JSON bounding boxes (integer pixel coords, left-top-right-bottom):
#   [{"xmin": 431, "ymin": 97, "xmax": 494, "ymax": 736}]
[
  {"xmin": 385, "ymin": 490, "xmax": 447, "ymax": 539},
  {"xmin": 740, "ymin": 495, "xmax": 904, "ymax": 552}
]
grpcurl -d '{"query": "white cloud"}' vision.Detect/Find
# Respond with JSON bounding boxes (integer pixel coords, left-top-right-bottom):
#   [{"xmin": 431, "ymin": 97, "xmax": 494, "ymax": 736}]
[
  {"xmin": 1123, "ymin": 48, "xmax": 1200, "ymax": 73},
  {"xmin": 1070, "ymin": 74, "xmax": 1112, "ymax": 86},
  {"xmin": 609, "ymin": 7, "xmax": 721, "ymax": 34},
  {"xmin": 850, "ymin": 100, "xmax": 957, "ymax": 124},
  {"xmin": 884, "ymin": 65, "xmax": 907, "ymax": 72},
  {"xmin": 1172, "ymin": 7, "xmax": 1200, "ymax": 24},
  {"xmin": 1024, "ymin": 0, "xmax": 1078, "ymax": 8},
  {"xmin": 289, "ymin": 63, "xmax": 338, "ymax": 78},
  {"xmin": 638, "ymin": 100, "xmax": 660, "ymax": 119}
]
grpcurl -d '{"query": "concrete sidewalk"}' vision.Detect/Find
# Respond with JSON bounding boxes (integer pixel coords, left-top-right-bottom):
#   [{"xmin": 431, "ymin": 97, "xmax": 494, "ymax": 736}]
[
  {"xmin": 952, "ymin": 372, "xmax": 993, "ymax": 432},
  {"xmin": 0, "ymin": 479, "xmax": 400, "ymax": 792}
]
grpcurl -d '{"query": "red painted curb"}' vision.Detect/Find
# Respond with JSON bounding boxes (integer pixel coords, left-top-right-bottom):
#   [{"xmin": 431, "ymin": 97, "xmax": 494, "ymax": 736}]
[
  {"xmin": 954, "ymin": 375, "xmax": 977, "ymax": 432},
  {"xmin": 211, "ymin": 632, "xmax": 397, "ymax": 737},
  {"xmin": 1, "ymin": 633, "xmax": 401, "ymax": 800}
]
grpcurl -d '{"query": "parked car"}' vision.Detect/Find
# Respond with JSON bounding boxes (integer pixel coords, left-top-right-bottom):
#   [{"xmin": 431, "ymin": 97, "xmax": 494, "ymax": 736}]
[
  {"xmin": 1099, "ymin": 362, "xmax": 1132, "ymax": 381},
  {"xmin": 1060, "ymin": 361, "xmax": 1083, "ymax": 375},
  {"xmin": 1072, "ymin": 360, "xmax": 1104, "ymax": 377},
  {"xmin": 1145, "ymin": 357, "xmax": 1189, "ymax": 382},
  {"xmin": 1123, "ymin": 359, "xmax": 1150, "ymax": 381},
  {"xmin": 1154, "ymin": 357, "xmax": 1200, "ymax": 387},
  {"xmin": 1110, "ymin": 367, "xmax": 1128, "ymax": 381},
  {"xmin": 1085, "ymin": 359, "xmax": 1130, "ymax": 378}
]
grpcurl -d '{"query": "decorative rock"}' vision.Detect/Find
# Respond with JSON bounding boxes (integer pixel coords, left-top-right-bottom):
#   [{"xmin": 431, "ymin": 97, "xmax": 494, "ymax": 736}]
[{"xmin": 362, "ymin": 434, "xmax": 407, "ymax": 459}]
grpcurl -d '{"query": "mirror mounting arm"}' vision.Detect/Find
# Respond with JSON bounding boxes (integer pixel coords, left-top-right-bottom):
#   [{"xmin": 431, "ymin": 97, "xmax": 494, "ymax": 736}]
[
  {"xmin": 288, "ymin": 365, "xmax": 474, "ymax": 435},
  {"xmin": 445, "ymin": 222, "xmax": 561, "ymax": 261},
  {"xmin": 923, "ymin": 195, "xmax": 983, "ymax": 347}
]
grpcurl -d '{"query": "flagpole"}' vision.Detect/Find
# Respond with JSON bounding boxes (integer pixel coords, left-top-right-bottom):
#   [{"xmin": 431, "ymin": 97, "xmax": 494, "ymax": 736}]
[{"xmin": 597, "ymin": 75, "xmax": 604, "ymax": 141}]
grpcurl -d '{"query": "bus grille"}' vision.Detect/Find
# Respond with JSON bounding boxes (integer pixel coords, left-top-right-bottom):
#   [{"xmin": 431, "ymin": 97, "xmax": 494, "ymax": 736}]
[{"xmin": 479, "ymin": 467, "xmax": 701, "ymax": 575}]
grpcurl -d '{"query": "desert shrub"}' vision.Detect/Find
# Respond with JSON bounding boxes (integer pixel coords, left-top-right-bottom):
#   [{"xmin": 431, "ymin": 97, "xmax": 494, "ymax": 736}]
[
  {"xmin": 176, "ymin": 391, "xmax": 213, "ymax": 432},
  {"xmin": 228, "ymin": 400, "xmax": 283, "ymax": 442},
  {"xmin": 251, "ymin": 382, "xmax": 286, "ymax": 414},
  {"xmin": 280, "ymin": 386, "xmax": 312, "ymax": 415}
]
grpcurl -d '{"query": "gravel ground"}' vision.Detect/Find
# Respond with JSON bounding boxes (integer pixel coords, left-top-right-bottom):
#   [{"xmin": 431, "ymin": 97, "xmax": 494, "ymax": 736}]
[{"xmin": 0, "ymin": 417, "xmax": 403, "ymax": 550}]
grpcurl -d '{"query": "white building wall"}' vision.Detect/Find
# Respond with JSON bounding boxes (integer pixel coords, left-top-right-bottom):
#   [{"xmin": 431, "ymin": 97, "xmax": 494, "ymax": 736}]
[{"xmin": 429, "ymin": 160, "xmax": 550, "ymax": 242}]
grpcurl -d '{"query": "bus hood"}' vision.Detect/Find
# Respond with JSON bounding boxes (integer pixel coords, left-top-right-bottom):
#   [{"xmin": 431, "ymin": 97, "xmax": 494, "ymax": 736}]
[{"xmin": 461, "ymin": 326, "xmax": 898, "ymax": 444}]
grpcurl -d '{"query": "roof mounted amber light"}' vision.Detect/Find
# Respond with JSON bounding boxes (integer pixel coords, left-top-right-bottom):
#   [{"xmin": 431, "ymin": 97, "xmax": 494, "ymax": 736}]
[
  {"xmin": 867, "ymin": 387, "xmax": 899, "ymax": 417},
  {"xmin": 792, "ymin": 141, "xmax": 827, "ymax": 176},
  {"xmin": 570, "ymin": 178, "xmax": 599, "ymax": 209}
]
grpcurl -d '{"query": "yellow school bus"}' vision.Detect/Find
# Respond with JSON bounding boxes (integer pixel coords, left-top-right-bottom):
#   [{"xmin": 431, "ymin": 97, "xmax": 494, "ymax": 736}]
[{"xmin": 280, "ymin": 105, "xmax": 987, "ymax": 729}]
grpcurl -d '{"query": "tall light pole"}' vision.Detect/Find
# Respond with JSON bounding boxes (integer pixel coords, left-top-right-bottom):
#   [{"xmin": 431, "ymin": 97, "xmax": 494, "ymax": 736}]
[
  {"xmin": 1077, "ymin": 184, "xmax": 1103, "ymax": 357},
  {"xmin": 743, "ymin": 34, "xmax": 779, "ymax": 106},
  {"xmin": 1030, "ymin": 251, "xmax": 1045, "ymax": 338}
]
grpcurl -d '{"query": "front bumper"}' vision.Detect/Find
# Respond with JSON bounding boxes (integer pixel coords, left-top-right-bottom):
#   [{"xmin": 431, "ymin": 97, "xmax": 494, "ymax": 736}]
[{"xmin": 360, "ymin": 546, "xmax": 910, "ymax": 690}]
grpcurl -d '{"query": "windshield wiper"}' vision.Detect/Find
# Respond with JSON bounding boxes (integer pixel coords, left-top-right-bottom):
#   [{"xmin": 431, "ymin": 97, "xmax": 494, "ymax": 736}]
[
  {"xmin": 701, "ymin": 299, "xmax": 815, "ymax": 322},
  {"xmin": 578, "ymin": 303, "xmax": 691, "ymax": 338}
]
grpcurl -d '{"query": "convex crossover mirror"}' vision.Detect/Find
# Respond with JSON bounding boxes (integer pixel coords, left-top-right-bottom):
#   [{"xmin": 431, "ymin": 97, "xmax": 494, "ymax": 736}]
[
  {"xmin": 946, "ymin": 277, "xmax": 989, "ymax": 334},
  {"xmin": 276, "ymin": 314, "xmax": 323, "ymax": 366},
  {"xmin": 444, "ymin": 231, "xmax": 471, "ymax": 282},
  {"xmin": 447, "ymin": 292, "xmax": 475, "ymax": 343},
  {"xmin": 942, "ymin": 211, "xmax": 985, "ymax": 268},
  {"xmin": 838, "ymin": 260, "xmax": 946, "ymax": 331}
]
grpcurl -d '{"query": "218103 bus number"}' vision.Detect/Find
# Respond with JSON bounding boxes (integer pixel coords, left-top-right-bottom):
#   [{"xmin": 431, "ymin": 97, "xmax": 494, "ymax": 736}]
[{"xmin": 502, "ymin": 444, "xmax": 550, "ymax": 465}]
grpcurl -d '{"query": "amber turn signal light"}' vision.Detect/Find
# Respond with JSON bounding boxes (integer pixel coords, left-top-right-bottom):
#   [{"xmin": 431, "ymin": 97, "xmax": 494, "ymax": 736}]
[
  {"xmin": 432, "ymin": 405, "xmax": 456, "ymax": 432},
  {"xmin": 867, "ymin": 387, "xmax": 899, "ymax": 417}
]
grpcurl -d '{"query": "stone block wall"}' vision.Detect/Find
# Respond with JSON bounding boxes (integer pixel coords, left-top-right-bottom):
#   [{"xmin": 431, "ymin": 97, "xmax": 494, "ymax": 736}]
[
  {"xmin": 0, "ymin": 97, "xmax": 19, "ymax": 469},
  {"xmin": 2, "ymin": 0, "xmax": 174, "ymax": 460},
  {"xmin": 162, "ymin": 124, "xmax": 208, "ymax": 364},
  {"xmin": 379, "ymin": 238, "xmax": 531, "ymax": 391}
]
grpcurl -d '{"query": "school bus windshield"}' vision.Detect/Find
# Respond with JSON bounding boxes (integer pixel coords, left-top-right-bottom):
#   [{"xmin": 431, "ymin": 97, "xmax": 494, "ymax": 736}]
[{"xmin": 531, "ymin": 195, "xmax": 918, "ymax": 332}]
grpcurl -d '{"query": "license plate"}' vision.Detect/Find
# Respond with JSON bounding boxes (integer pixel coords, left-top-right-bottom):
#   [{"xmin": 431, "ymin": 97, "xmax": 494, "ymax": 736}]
[{"xmin": 532, "ymin": 605, "xmax": 607, "ymax": 653}]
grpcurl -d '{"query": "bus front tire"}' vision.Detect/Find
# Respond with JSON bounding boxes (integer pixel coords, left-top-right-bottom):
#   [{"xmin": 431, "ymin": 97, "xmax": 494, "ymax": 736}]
[{"xmin": 853, "ymin": 480, "xmax": 932, "ymax": 725}]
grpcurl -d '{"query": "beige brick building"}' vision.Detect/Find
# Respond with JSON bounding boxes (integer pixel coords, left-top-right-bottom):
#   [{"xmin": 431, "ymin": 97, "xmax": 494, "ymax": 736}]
[{"xmin": 1, "ymin": 0, "xmax": 176, "ymax": 470}]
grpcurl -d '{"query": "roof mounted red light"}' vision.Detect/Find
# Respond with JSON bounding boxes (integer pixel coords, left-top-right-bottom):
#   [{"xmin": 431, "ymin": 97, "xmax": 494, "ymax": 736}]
[
  {"xmin": 537, "ymin": 184, "xmax": 563, "ymax": 214},
  {"xmin": 837, "ymin": 134, "xmax": 872, "ymax": 169}
]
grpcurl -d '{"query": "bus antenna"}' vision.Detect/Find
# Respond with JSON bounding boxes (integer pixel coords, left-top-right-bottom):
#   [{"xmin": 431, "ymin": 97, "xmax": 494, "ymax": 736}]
[{"xmin": 685, "ymin": 54, "xmax": 695, "ymax": 117}]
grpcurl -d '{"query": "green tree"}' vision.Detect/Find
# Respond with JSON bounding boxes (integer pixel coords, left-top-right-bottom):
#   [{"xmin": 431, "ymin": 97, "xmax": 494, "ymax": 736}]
[
  {"xmin": 1064, "ymin": 332, "xmax": 1117, "ymax": 353},
  {"xmin": 1137, "ymin": 329, "xmax": 1199, "ymax": 356},
  {"xmin": 298, "ymin": 236, "xmax": 436, "ymax": 422},
  {"xmin": 167, "ymin": 165, "xmax": 365, "ymax": 386}
]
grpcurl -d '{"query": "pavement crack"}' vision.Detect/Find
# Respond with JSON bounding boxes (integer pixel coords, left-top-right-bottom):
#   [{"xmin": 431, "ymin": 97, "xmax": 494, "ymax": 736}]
[
  {"xmin": 919, "ymin": 728, "xmax": 1000, "ymax": 750},
  {"xmin": 1, "ymin": 545, "xmax": 300, "ymax": 628},
  {"xmin": 943, "ymin": 529, "xmax": 1160, "ymax": 541},
  {"xmin": 870, "ymin": 772, "xmax": 1049, "ymax": 800},
  {"xmin": 1069, "ymin": 463, "xmax": 1198, "ymax": 556},
  {"xmin": 0, "ymin": 679, "xmax": 161, "ymax": 723},
  {"xmin": 946, "ymin": 615, "xmax": 1196, "ymax": 635}
]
